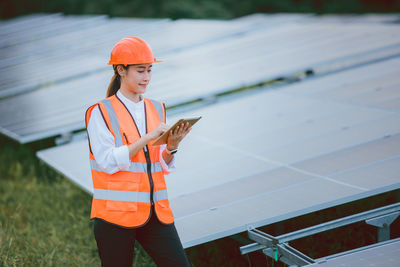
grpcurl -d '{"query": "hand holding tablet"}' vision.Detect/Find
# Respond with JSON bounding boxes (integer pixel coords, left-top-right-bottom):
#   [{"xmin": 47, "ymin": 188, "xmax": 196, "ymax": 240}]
[{"xmin": 152, "ymin": 116, "xmax": 202, "ymax": 146}]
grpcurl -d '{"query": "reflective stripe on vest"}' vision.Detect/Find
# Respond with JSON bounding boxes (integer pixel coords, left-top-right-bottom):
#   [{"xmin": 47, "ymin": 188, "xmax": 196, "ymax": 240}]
[
  {"xmin": 93, "ymin": 188, "xmax": 168, "ymax": 202},
  {"xmin": 102, "ymin": 98, "xmax": 163, "ymax": 142},
  {"xmin": 150, "ymin": 99, "xmax": 163, "ymax": 122},
  {"xmin": 153, "ymin": 189, "xmax": 168, "ymax": 202},
  {"xmin": 90, "ymin": 159, "xmax": 162, "ymax": 173},
  {"xmin": 101, "ymin": 99, "xmax": 124, "ymax": 147}
]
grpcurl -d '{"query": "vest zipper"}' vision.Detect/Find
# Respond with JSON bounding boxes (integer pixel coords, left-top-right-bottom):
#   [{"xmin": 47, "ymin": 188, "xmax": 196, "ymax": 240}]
[
  {"xmin": 144, "ymin": 145, "xmax": 155, "ymax": 207},
  {"xmin": 123, "ymin": 133, "xmax": 129, "ymax": 144}
]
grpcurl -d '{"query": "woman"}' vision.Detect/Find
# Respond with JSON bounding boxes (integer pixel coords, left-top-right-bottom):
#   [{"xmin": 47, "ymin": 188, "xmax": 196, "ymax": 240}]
[{"xmin": 85, "ymin": 36, "xmax": 191, "ymax": 267}]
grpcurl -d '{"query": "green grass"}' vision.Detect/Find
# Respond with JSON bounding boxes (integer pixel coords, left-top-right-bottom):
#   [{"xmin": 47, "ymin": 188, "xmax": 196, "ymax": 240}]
[{"xmin": 0, "ymin": 141, "xmax": 156, "ymax": 266}]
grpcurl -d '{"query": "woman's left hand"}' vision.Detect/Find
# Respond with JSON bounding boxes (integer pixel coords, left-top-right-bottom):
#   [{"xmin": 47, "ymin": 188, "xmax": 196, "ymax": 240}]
[{"xmin": 167, "ymin": 122, "xmax": 192, "ymax": 150}]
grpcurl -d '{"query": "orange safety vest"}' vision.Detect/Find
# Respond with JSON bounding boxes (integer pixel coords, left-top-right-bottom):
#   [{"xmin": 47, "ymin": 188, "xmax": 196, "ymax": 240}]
[{"xmin": 85, "ymin": 94, "xmax": 174, "ymax": 227}]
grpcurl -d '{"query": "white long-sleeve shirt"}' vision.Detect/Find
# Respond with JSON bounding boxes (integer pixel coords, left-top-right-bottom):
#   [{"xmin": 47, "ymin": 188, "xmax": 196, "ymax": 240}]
[{"xmin": 87, "ymin": 90, "xmax": 176, "ymax": 175}]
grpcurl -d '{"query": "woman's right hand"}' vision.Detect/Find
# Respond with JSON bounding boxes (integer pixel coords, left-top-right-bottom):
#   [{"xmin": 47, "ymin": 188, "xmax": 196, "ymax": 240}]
[
  {"xmin": 147, "ymin": 123, "xmax": 169, "ymax": 140},
  {"xmin": 128, "ymin": 123, "xmax": 169, "ymax": 159}
]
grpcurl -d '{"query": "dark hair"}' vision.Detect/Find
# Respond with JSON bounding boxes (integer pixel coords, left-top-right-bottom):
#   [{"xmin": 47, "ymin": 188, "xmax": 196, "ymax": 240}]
[{"xmin": 106, "ymin": 64, "xmax": 129, "ymax": 97}]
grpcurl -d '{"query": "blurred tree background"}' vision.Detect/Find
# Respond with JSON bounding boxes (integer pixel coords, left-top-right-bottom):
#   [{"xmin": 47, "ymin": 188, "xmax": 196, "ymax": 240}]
[{"xmin": 1, "ymin": 0, "xmax": 400, "ymax": 20}]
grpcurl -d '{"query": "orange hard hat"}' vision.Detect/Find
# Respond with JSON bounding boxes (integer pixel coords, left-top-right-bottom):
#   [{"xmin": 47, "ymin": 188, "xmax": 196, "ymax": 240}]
[{"xmin": 108, "ymin": 36, "xmax": 162, "ymax": 66}]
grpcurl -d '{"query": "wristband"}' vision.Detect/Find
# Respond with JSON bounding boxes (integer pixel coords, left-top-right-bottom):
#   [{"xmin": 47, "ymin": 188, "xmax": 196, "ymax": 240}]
[{"xmin": 166, "ymin": 147, "xmax": 178, "ymax": 155}]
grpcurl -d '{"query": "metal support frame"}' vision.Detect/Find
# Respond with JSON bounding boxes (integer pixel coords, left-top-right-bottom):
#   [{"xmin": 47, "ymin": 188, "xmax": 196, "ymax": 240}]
[
  {"xmin": 55, "ymin": 131, "xmax": 73, "ymax": 145},
  {"xmin": 239, "ymin": 202, "xmax": 400, "ymax": 266},
  {"xmin": 243, "ymin": 228, "xmax": 315, "ymax": 266},
  {"xmin": 366, "ymin": 211, "xmax": 400, "ymax": 242}
]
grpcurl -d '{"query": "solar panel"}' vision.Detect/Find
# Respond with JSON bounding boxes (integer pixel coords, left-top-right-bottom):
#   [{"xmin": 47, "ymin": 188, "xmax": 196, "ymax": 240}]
[
  {"xmin": 0, "ymin": 17, "xmax": 169, "ymax": 98},
  {"xmin": 306, "ymin": 238, "xmax": 400, "ymax": 267},
  {"xmin": 2, "ymin": 15, "xmax": 400, "ymax": 144},
  {"xmin": 37, "ymin": 55, "xmax": 400, "ymax": 248}
]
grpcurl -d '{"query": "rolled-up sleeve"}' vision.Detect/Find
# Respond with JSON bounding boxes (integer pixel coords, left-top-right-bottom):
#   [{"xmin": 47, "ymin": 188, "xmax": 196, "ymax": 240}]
[{"xmin": 87, "ymin": 105, "xmax": 130, "ymax": 174}]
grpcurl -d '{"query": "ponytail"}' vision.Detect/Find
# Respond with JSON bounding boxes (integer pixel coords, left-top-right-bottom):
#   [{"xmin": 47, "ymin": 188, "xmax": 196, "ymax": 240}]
[{"xmin": 107, "ymin": 65, "xmax": 129, "ymax": 97}]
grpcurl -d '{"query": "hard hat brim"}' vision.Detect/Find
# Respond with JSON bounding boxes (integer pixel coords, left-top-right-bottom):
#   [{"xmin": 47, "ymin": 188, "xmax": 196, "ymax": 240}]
[{"xmin": 108, "ymin": 59, "xmax": 163, "ymax": 65}]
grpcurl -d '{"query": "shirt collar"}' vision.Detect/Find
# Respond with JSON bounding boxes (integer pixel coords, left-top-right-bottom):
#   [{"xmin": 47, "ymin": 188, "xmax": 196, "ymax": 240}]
[{"xmin": 116, "ymin": 90, "xmax": 144, "ymax": 110}]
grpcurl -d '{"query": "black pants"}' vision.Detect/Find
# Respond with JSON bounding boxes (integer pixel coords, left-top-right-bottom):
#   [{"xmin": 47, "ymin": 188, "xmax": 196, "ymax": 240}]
[{"xmin": 93, "ymin": 206, "xmax": 190, "ymax": 267}]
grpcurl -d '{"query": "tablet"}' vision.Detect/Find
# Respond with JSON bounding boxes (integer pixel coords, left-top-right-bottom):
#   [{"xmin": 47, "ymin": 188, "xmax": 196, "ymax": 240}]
[{"xmin": 152, "ymin": 116, "xmax": 202, "ymax": 146}]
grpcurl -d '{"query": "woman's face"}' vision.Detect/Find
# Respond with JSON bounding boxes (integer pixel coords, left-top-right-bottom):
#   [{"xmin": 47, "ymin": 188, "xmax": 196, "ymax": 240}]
[{"xmin": 120, "ymin": 63, "xmax": 152, "ymax": 94}]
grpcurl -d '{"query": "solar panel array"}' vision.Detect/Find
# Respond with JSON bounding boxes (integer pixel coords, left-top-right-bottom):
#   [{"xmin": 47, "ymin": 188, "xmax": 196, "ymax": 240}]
[
  {"xmin": 0, "ymin": 12, "xmax": 317, "ymax": 100},
  {"xmin": 1, "ymin": 14, "xmax": 400, "ymax": 143},
  {"xmin": 1, "ymin": 14, "xmax": 268, "ymax": 98},
  {"xmin": 37, "ymin": 54, "xmax": 400, "ymax": 248}
]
